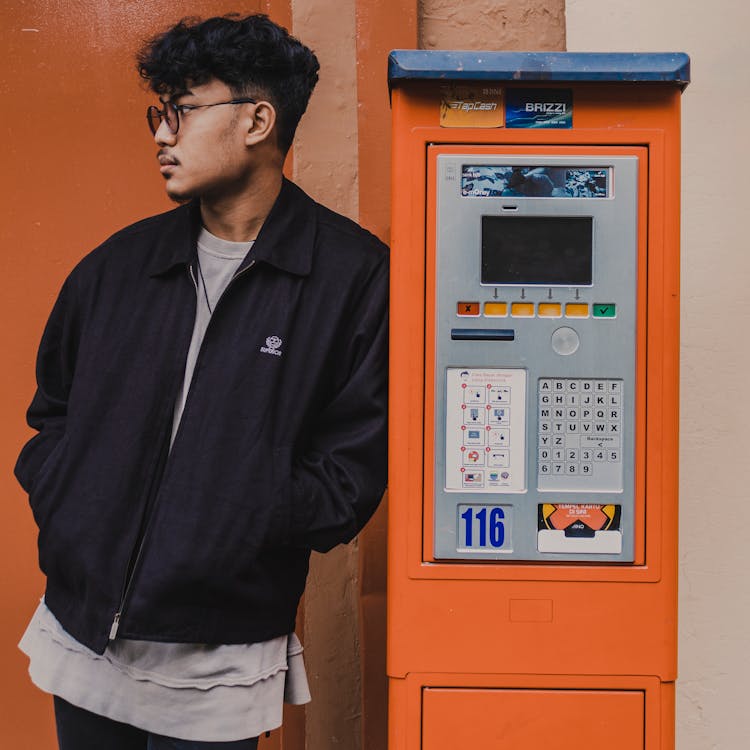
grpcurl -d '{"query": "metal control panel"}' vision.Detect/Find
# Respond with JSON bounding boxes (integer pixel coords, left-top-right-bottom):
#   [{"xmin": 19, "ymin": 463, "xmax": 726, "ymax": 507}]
[{"xmin": 432, "ymin": 152, "xmax": 640, "ymax": 561}]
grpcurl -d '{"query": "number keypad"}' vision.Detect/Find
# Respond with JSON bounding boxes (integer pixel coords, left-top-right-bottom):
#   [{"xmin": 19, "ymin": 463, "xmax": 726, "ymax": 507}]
[{"xmin": 537, "ymin": 378, "xmax": 624, "ymax": 492}]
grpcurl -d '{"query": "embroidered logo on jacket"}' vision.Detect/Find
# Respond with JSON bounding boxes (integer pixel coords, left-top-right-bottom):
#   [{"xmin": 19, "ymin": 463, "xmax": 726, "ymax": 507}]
[{"xmin": 260, "ymin": 335, "xmax": 283, "ymax": 357}]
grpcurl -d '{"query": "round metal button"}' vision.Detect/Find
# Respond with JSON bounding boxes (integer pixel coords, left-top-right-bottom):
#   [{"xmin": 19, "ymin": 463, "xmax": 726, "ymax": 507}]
[{"xmin": 551, "ymin": 326, "xmax": 580, "ymax": 356}]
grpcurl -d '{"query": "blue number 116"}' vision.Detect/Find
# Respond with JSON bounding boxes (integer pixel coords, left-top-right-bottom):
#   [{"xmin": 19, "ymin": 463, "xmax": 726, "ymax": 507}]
[{"xmin": 460, "ymin": 506, "xmax": 506, "ymax": 548}]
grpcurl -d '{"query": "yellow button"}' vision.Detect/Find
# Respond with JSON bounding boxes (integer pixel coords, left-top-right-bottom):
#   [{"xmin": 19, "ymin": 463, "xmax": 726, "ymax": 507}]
[
  {"xmin": 566, "ymin": 303, "xmax": 589, "ymax": 318},
  {"xmin": 484, "ymin": 302, "xmax": 508, "ymax": 317},
  {"xmin": 511, "ymin": 302, "xmax": 535, "ymax": 317},
  {"xmin": 538, "ymin": 303, "xmax": 562, "ymax": 318}
]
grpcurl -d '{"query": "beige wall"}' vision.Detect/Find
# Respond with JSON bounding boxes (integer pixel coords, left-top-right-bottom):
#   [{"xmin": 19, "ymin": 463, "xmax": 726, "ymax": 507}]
[
  {"xmin": 291, "ymin": 1, "xmax": 362, "ymax": 748},
  {"xmin": 419, "ymin": 0, "xmax": 564, "ymax": 50},
  {"xmin": 566, "ymin": 2, "xmax": 750, "ymax": 747}
]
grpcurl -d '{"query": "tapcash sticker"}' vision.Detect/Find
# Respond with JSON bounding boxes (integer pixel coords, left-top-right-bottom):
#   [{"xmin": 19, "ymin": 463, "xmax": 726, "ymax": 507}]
[{"xmin": 440, "ymin": 86, "xmax": 504, "ymax": 128}]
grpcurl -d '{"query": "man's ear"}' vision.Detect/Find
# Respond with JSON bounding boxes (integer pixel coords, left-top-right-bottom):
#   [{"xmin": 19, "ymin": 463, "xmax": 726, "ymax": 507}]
[{"xmin": 245, "ymin": 101, "xmax": 277, "ymax": 147}]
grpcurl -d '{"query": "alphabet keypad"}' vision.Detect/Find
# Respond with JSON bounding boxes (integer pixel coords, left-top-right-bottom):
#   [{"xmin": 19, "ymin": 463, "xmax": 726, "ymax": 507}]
[{"xmin": 537, "ymin": 378, "xmax": 624, "ymax": 492}]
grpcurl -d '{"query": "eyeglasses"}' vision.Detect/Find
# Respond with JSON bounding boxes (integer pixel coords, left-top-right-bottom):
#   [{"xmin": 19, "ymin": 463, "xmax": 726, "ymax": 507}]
[{"xmin": 146, "ymin": 97, "xmax": 257, "ymax": 136}]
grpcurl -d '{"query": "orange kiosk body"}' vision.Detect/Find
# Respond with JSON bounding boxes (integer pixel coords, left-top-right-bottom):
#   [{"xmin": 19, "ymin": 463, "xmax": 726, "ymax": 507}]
[{"xmin": 387, "ymin": 52, "xmax": 689, "ymax": 749}]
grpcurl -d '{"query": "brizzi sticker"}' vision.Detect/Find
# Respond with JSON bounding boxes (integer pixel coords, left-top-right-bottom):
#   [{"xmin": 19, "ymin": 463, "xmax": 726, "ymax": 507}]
[{"xmin": 505, "ymin": 88, "xmax": 573, "ymax": 129}]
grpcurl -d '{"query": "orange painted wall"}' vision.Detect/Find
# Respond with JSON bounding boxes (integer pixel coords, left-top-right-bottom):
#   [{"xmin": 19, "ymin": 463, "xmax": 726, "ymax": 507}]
[{"xmin": 0, "ymin": 2, "xmax": 291, "ymax": 746}]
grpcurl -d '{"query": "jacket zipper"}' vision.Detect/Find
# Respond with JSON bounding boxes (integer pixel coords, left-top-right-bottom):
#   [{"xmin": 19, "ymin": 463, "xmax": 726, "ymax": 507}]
[{"xmin": 109, "ymin": 259, "xmax": 256, "ymax": 640}]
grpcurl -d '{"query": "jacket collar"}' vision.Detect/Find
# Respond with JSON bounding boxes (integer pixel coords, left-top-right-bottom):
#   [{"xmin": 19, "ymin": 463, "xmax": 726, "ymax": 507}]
[{"xmin": 147, "ymin": 177, "xmax": 316, "ymax": 278}]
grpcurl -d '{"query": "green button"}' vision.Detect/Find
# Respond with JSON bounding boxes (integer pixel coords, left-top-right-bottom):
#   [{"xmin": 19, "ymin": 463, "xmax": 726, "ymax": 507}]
[{"xmin": 593, "ymin": 303, "xmax": 616, "ymax": 318}]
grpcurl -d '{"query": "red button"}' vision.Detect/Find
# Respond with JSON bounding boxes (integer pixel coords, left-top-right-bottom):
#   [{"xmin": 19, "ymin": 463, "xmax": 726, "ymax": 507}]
[{"xmin": 457, "ymin": 301, "xmax": 480, "ymax": 316}]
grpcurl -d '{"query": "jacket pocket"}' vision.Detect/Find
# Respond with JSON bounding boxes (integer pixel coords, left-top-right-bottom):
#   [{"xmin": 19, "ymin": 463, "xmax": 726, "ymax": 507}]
[
  {"xmin": 28, "ymin": 434, "xmax": 70, "ymax": 526},
  {"xmin": 268, "ymin": 445, "xmax": 293, "ymax": 548}
]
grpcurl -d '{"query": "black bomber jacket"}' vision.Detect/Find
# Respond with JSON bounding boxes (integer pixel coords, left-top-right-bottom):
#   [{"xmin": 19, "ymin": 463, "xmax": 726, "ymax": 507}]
[{"xmin": 15, "ymin": 179, "xmax": 389, "ymax": 654}]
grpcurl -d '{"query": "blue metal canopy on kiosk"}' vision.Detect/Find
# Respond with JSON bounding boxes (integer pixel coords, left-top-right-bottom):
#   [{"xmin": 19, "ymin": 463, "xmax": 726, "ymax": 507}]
[{"xmin": 388, "ymin": 50, "xmax": 690, "ymax": 89}]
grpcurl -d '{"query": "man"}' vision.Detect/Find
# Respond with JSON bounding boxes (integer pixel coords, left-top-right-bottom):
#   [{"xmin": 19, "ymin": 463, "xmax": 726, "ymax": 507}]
[{"xmin": 15, "ymin": 14, "xmax": 388, "ymax": 750}]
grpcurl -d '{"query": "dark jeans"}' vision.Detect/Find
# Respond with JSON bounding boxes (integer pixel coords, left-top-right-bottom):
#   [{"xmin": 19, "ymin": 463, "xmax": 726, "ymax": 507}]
[{"xmin": 54, "ymin": 697, "xmax": 260, "ymax": 750}]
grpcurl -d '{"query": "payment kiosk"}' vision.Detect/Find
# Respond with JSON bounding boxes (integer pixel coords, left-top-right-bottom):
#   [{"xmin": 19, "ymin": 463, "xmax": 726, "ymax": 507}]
[{"xmin": 387, "ymin": 52, "xmax": 689, "ymax": 749}]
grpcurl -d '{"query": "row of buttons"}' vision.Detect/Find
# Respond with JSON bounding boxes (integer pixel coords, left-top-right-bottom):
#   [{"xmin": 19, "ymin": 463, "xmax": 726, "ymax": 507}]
[
  {"xmin": 457, "ymin": 301, "xmax": 616, "ymax": 319},
  {"xmin": 540, "ymin": 379, "xmax": 621, "ymax": 394}
]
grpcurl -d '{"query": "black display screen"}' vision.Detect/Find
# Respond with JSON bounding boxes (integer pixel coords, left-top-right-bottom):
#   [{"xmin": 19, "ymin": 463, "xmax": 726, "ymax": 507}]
[{"xmin": 481, "ymin": 216, "xmax": 593, "ymax": 286}]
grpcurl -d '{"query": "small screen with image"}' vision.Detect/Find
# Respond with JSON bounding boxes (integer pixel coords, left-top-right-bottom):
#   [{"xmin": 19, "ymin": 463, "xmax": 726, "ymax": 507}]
[{"xmin": 462, "ymin": 166, "xmax": 609, "ymax": 198}]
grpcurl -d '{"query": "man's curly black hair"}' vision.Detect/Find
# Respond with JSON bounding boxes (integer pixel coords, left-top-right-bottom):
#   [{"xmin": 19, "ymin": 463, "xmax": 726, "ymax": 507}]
[{"xmin": 137, "ymin": 14, "xmax": 319, "ymax": 154}]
